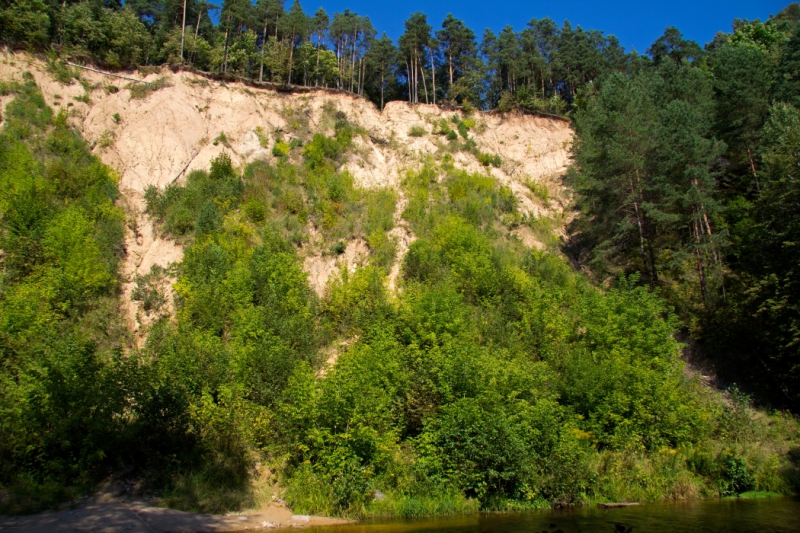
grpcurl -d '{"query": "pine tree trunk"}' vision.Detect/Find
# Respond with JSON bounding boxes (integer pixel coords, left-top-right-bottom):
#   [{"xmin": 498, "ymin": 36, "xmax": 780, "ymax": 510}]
[
  {"xmin": 747, "ymin": 145, "xmax": 761, "ymax": 193},
  {"xmin": 406, "ymin": 59, "xmax": 411, "ymax": 103},
  {"xmin": 634, "ymin": 169, "xmax": 658, "ymax": 282},
  {"xmin": 644, "ymin": 217, "xmax": 659, "ymax": 283},
  {"xmin": 412, "ymin": 56, "xmax": 417, "ymax": 103},
  {"xmin": 629, "ymin": 176, "xmax": 651, "ymax": 280},
  {"xmin": 315, "ymin": 34, "xmax": 321, "ymax": 87},
  {"xmin": 180, "ymin": 0, "xmax": 188, "ymax": 62},
  {"xmin": 421, "ymin": 52, "xmax": 429, "ymax": 104},
  {"xmin": 693, "ymin": 217, "xmax": 710, "ymax": 311},
  {"xmin": 449, "ymin": 52, "xmax": 453, "ymax": 87},
  {"xmin": 415, "ymin": 56, "xmax": 420, "ymax": 103},
  {"xmin": 288, "ymin": 31, "xmax": 295, "ymax": 85},
  {"xmin": 223, "ymin": 29, "xmax": 229, "ymax": 73},
  {"xmin": 259, "ymin": 22, "xmax": 268, "ymax": 82},
  {"xmin": 191, "ymin": 8, "xmax": 202, "ymax": 65},
  {"xmin": 58, "ymin": 0, "xmax": 66, "ymax": 45},
  {"xmin": 429, "ymin": 47, "xmax": 436, "ymax": 106},
  {"xmin": 361, "ymin": 58, "xmax": 366, "ymax": 95},
  {"xmin": 349, "ymin": 49, "xmax": 353, "ymax": 92}
]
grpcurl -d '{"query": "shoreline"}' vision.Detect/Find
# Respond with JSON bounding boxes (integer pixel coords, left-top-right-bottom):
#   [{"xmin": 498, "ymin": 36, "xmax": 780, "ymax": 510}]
[
  {"xmin": 0, "ymin": 498, "xmax": 353, "ymax": 533},
  {"xmin": 0, "ymin": 492, "xmax": 787, "ymax": 533}
]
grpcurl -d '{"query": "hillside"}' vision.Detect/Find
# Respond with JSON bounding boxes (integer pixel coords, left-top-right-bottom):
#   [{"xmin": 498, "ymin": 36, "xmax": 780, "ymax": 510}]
[
  {"xmin": 0, "ymin": 54, "xmax": 571, "ymax": 343},
  {"xmin": 0, "ymin": 51, "xmax": 798, "ymax": 521}
]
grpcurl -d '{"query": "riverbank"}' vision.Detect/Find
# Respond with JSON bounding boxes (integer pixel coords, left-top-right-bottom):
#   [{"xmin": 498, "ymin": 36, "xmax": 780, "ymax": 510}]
[
  {"xmin": 0, "ymin": 490, "xmax": 792, "ymax": 533},
  {"xmin": 308, "ymin": 498, "xmax": 800, "ymax": 533},
  {"xmin": 0, "ymin": 497, "xmax": 351, "ymax": 533}
]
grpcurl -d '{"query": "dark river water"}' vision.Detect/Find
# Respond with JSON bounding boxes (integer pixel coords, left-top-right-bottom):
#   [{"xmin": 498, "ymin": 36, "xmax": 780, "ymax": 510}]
[{"xmin": 309, "ymin": 498, "xmax": 800, "ymax": 533}]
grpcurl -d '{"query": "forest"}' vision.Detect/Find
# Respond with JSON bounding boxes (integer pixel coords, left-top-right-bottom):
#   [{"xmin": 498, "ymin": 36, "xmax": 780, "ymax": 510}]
[{"xmin": 1, "ymin": 0, "xmax": 800, "ymax": 520}]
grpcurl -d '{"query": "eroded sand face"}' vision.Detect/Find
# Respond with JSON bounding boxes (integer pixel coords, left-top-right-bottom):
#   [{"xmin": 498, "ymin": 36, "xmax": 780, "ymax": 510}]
[{"xmin": 0, "ymin": 53, "xmax": 572, "ymax": 345}]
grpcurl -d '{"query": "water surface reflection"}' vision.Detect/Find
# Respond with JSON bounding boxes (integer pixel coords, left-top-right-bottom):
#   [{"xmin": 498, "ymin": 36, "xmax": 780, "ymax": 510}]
[{"xmin": 308, "ymin": 498, "xmax": 800, "ymax": 533}]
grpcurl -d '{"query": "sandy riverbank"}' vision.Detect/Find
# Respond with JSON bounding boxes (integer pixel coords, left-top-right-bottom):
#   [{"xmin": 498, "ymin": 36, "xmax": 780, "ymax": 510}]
[{"xmin": 0, "ymin": 498, "xmax": 351, "ymax": 533}]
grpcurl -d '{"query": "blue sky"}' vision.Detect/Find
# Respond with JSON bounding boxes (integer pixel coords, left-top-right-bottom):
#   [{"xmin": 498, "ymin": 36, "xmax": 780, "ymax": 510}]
[{"xmin": 297, "ymin": 0, "xmax": 789, "ymax": 53}]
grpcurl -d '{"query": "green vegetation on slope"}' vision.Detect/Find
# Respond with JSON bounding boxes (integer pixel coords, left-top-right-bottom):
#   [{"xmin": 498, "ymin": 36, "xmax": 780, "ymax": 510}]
[
  {"xmin": 0, "ymin": 75, "xmax": 129, "ymax": 511},
  {"xmin": 4, "ymin": 0, "xmax": 799, "ymax": 417},
  {"xmin": 141, "ymin": 137, "xmax": 798, "ymax": 516},
  {"xmin": 0, "ymin": 74, "xmax": 798, "ymax": 518}
]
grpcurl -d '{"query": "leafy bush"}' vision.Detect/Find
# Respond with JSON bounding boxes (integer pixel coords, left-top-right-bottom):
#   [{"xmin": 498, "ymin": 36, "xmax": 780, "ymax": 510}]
[
  {"xmin": 145, "ymin": 152, "xmax": 243, "ymax": 240},
  {"xmin": 213, "ymin": 131, "xmax": 229, "ymax": 147},
  {"xmin": 272, "ymin": 140, "xmax": 290, "ymax": 157},
  {"xmin": 331, "ymin": 240, "xmax": 346, "ymax": 255},
  {"xmin": 0, "ymin": 80, "xmax": 131, "ymax": 503},
  {"xmin": 127, "ymin": 77, "xmax": 171, "ymax": 99},
  {"xmin": 525, "ymin": 179, "xmax": 550, "ymax": 203},
  {"xmin": 408, "ymin": 125, "xmax": 427, "ymax": 137},
  {"xmin": 132, "ymin": 264, "xmax": 170, "ymax": 315},
  {"xmin": 367, "ymin": 230, "xmax": 397, "ymax": 269},
  {"xmin": 243, "ymin": 198, "xmax": 267, "ymax": 222},
  {"xmin": 45, "ymin": 56, "xmax": 76, "ymax": 84},
  {"xmin": 477, "ymin": 152, "xmax": 501, "ymax": 167}
]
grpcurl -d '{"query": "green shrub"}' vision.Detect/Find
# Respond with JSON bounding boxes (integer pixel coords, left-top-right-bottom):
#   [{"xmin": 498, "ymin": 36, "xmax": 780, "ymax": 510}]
[
  {"xmin": 272, "ymin": 140, "xmax": 290, "ymax": 157},
  {"xmin": 331, "ymin": 240, "xmax": 347, "ymax": 255},
  {"xmin": 367, "ymin": 230, "xmax": 396, "ymax": 269},
  {"xmin": 477, "ymin": 152, "xmax": 501, "ymax": 167},
  {"xmin": 302, "ymin": 128, "xmax": 351, "ymax": 170},
  {"xmin": 0, "ymin": 80, "xmax": 21, "ymax": 96},
  {"xmin": 131, "ymin": 264, "xmax": 169, "ymax": 315},
  {"xmin": 127, "ymin": 77, "xmax": 170, "ymax": 99},
  {"xmin": 243, "ymin": 198, "xmax": 267, "ymax": 222},
  {"xmin": 364, "ymin": 188, "xmax": 397, "ymax": 235},
  {"xmin": 46, "ymin": 56, "xmax": 76, "ymax": 84},
  {"xmin": 213, "ymin": 131, "xmax": 229, "ymax": 146},
  {"xmin": 97, "ymin": 130, "xmax": 114, "ymax": 148},
  {"xmin": 144, "ymin": 152, "xmax": 243, "ymax": 239},
  {"xmin": 409, "ymin": 125, "xmax": 427, "ymax": 137},
  {"xmin": 525, "ymin": 179, "xmax": 550, "ymax": 203}
]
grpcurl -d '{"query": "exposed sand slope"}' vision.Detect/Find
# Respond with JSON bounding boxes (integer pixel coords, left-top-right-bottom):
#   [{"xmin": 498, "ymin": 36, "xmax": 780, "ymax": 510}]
[{"xmin": 0, "ymin": 52, "xmax": 573, "ymax": 342}]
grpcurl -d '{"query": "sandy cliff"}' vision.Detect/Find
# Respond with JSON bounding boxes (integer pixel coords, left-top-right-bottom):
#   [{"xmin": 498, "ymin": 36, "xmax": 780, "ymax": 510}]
[{"xmin": 0, "ymin": 53, "xmax": 573, "ymax": 343}]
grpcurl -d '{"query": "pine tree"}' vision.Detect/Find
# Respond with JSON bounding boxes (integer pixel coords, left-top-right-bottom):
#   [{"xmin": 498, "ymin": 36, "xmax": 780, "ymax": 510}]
[
  {"xmin": 399, "ymin": 12, "xmax": 432, "ymax": 104},
  {"xmin": 435, "ymin": 14, "xmax": 477, "ymax": 99},
  {"xmin": 282, "ymin": 0, "xmax": 308, "ymax": 85},
  {"xmin": 366, "ymin": 33, "xmax": 396, "ymax": 110}
]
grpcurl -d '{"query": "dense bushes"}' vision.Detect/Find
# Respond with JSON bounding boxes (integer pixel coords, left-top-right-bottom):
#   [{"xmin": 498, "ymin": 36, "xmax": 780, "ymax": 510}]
[
  {"xmin": 268, "ymin": 161, "xmax": 799, "ymax": 515},
  {"xmin": 0, "ymin": 79, "xmax": 130, "ymax": 509},
  {"xmin": 1, "ymin": 79, "xmax": 797, "ymax": 518}
]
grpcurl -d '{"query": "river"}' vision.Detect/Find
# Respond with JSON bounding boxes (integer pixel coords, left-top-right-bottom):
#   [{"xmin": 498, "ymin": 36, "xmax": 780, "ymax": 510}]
[{"xmin": 307, "ymin": 498, "xmax": 800, "ymax": 533}]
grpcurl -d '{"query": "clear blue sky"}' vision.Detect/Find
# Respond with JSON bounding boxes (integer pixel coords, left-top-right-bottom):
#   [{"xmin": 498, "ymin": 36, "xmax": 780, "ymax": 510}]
[{"xmin": 299, "ymin": 0, "xmax": 790, "ymax": 53}]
